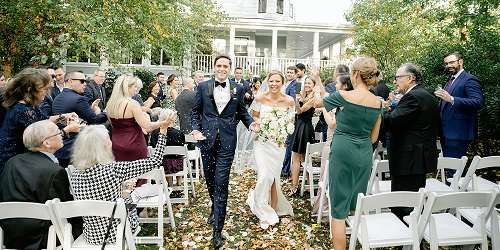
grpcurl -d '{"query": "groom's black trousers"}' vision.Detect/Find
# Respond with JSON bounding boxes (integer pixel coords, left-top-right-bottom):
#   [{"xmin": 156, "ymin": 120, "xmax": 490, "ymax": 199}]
[{"xmin": 200, "ymin": 134, "xmax": 236, "ymax": 233}]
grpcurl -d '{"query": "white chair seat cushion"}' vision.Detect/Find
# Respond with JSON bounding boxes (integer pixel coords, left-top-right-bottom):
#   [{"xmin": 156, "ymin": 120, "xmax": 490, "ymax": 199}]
[
  {"xmin": 458, "ymin": 207, "xmax": 499, "ymax": 235},
  {"xmin": 136, "ymin": 193, "xmax": 169, "ymax": 207},
  {"xmin": 423, "ymin": 213, "xmax": 483, "ymax": 245},
  {"xmin": 425, "ymin": 178, "xmax": 453, "ymax": 192},
  {"xmin": 452, "ymin": 177, "xmax": 499, "ymax": 191},
  {"xmin": 187, "ymin": 150, "xmax": 199, "ymax": 160},
  {"xmin": 354, "ymin": 213, "xmax": 414, "ymax": 248},
  {"xmin": 375, "ymin": 180, "xmax": 391, "ymax": 193}
]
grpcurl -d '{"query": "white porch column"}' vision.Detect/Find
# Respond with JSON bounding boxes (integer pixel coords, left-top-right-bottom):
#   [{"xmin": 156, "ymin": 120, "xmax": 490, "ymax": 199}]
[
  {"xmin": 313, "ymin": 31, "xmax": 320, "ymax": 67},
  {"xmin": 229, "ymin": 26, "xmax": 236, "ymax": 65},
  {"xmin": 142, "ymin": 44, "xmax": 151, "ymax": 66},
  {"xmin": 271, "ymin": 29, "xmax": 278, "ymax": 70}
]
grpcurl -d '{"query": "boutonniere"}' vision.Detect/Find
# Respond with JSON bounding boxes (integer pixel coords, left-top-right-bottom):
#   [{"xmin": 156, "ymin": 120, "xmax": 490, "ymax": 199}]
[{"xmin": 230, "ymin": 84, "xmax": 237, "ymax": 95}]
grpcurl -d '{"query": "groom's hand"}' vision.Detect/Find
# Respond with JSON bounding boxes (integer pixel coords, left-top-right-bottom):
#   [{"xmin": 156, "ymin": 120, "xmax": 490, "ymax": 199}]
[
  {"xmin": 249, "ymin": 122, "xmax": 260, "ymax": 132},
  {"xmin": 191, "ymin": 130, "xmax": 207, "ymax": 140}
]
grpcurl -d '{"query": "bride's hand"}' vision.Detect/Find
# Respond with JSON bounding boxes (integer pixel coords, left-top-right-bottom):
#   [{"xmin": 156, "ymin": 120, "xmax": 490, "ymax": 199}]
[{"xmin": 249, "ymin": 121, "xmax": 260, "ymax": 132}]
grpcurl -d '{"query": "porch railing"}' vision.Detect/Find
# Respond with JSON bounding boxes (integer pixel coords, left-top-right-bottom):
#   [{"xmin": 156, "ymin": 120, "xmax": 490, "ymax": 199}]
[{"xmin": 192, "ymin": 55, "xmax": 346, "ymax": 76}]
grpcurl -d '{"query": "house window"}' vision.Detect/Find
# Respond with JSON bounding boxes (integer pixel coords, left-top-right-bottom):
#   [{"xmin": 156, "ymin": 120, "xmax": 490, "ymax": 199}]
[
  {"xmin": 258, "ymin": 0, "xmax": 267, "ymax": 13},
  {"xmin": 277, "ymin": 0, "xmax": 283, "ymax": 14},
  {"xmin": 234, "ymin": 37, "xmax": 249, "ymax": 56}
]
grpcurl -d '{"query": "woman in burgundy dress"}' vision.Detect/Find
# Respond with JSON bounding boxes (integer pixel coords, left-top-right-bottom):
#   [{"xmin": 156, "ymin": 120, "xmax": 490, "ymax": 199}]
[{"xmin": 105, "ymin": 75, "xmax": 169, "ymax": 162}]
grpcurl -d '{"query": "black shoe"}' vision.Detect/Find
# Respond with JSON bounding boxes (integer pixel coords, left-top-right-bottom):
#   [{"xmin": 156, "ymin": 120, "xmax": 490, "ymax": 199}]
[
  {"xmin": 207, "ymin": 211, "xmax": 214, "ymax": 225},
  {"xmin": 212, "ymin": 232, "xmax": 224, "ymax": 249}
]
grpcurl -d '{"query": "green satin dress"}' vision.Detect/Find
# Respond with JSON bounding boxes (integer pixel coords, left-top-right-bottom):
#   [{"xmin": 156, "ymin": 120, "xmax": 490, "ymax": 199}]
[{"xmin": 324, "ymin": 91, "xmax": 382, "ymax": 219}]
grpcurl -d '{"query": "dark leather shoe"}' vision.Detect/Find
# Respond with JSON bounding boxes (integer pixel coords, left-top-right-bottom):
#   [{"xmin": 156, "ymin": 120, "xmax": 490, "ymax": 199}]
[
  {"xmin": 207, "ymin": 211, "xmax": 214, "ymax": 225},
  {"xmin": 212, "ymin": 232, "xmax": 224, "ymax": 249}
]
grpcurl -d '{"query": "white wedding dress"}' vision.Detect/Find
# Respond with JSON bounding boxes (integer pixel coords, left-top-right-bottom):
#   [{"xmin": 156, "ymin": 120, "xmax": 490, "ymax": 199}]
[{"xmin": 246, "ymin": 103, "xmax": 294, "ymax": 229}]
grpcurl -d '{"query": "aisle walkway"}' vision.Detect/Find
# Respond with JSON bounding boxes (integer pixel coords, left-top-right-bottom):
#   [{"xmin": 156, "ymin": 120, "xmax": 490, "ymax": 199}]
[{"xmin": 138, "ymin": 169, "xmax": 331, "ymax": 249}]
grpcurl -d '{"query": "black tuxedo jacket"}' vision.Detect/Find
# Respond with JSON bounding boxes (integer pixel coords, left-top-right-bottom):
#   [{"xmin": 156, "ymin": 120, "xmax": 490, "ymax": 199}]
[
  {"xmin": 0, "ymin": 151, "xmax": 74, "ymax": 249},
  {"xmin": 383, "ymin": 85, "xmax": 440, "ymax": 176},
  {"xmin": 191, "ymin": 79, "xmax": 253, "ymax": 151}
]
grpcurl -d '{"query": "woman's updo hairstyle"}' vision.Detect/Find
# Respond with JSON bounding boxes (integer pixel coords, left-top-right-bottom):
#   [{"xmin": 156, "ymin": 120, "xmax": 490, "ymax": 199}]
[{"xmin": 351, "ymin": 57, "xmax": 380, "ymax": 86}]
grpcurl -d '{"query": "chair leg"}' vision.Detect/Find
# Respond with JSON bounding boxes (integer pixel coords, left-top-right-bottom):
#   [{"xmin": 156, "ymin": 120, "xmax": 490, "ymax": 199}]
[
  {"xmin": 317, "ymin": 191, "xmax": 324, "ymax": 224},
  {"xmin": 300, "ymin": 168, "xmax": 307, "ymax": 196},
  {"xmin": 309, "ymin": 170, "xmax": 315, "ymax": 206}
]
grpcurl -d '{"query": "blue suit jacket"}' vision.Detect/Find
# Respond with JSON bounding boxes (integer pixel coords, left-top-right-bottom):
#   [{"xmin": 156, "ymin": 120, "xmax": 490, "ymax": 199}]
[
  {"xmin": 440, "ymin": 71, "xmax": 484, "ymax": 141},
  {"xmin": 191, "ymin": 79, "xmax": 253, "ymax": 151},
  {"xmin": 285, "ymin": 80, "xmax": 297, "ymax": 98},
  {"xmin": 52, "ymin": 88, "xmax": 108, "ymax": 159},
  {"xmin": 231, "ymin": 79, "xmax": 251, "ymax": 93}
]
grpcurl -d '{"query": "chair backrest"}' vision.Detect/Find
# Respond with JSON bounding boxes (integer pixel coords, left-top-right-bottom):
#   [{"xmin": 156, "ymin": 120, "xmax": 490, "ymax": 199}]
[
  {"xmin": 357, "ymin": 188, "xmax": 426, "ymax": 214},
  {"xmin": 50, "ymin": 198, "xmax": 128, "ymax": 246},
  {"xmin": 164, "ymin": 145, "xmax": 188, "ymax": 157},
  {"xmin": 366, "ymin": 159, "xmax": 390, "ymax": 194},
  {"xmin": 66, "ymin": 165, "xmax": 76, "ymax": 195},
  {"xmin": 436, "ymin": 156, "xmax": 467, "ymax": 189},
  {"xmin": 0, "ymin": 201, "xmax": 60, "ymax": 249},
  {"xmin": 372, "ymin": 141, "xmax": 383, "ymax": 162},
  {"xmin": 460, "ymin": 155, "xmax": 500, "ymax": 191},
  {"xmin": 304, "ymin": 142, "xmax": 326, "ymax": 168},
  {"xmin": 418, "ymin": 191, "xmax": 496, "ymax": 237}
]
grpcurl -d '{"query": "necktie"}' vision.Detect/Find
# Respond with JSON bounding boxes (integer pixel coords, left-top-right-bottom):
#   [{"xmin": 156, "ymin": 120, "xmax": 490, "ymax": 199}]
[
  {"xmin": 445, "ymin": 76, "xmax": 455, "ymax": 92},
  {"xmin": 215, "ymin": 81, "xmax": 226, "ymax": 88}
]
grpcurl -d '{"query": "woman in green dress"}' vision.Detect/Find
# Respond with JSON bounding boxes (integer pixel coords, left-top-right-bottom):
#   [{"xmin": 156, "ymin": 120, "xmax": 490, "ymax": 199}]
[{"xmin": 314, "ymin": 57, "xmax": 382, "ymax": 250}]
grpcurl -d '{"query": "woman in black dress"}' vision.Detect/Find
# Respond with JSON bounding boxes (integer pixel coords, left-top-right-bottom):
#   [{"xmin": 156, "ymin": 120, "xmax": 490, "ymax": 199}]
[{"xmin": 289, "ymin": 76, "xmax": 317, "ymax": 195}]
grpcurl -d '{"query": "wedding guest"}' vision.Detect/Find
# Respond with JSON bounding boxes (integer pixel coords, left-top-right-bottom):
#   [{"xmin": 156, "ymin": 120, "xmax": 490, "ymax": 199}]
[
  {"xmin": 84, "ymin": 69, "xmax": 107, "ymax": 110},
  {"xmin": 0, "ymin": 68, "xmax": 80, "ymax": 173},
  {"xmin": 312, "ymin": 75, "xmax": 353, "ymax": 214},
  {"xmin": 105, "ymin": 75, "xmax": 167, "ymax": 162},
  {"xmin": 143, "ymin": 81, "xmax": 162, "ymax": 111},
  {"xmin": 52, "ymin": 71, "xmax": 107, "ymax": 167},
  {"xmin": 0, "ymin": 120, "xmax": 82, "ymax": 249},
  {"xmin": 314, "ymin": 57, "xmax": 382, "ymax": 250},
  {"xmin": 175, "ymin": 78, "xmax": 196, "ymax": 134},
  {"xmin": 50, "ymin": 63, "xmax": 65, "ymax": 99},
  {"xmin": 165, "ymin": 74, "xmax": 180, "ymax": 107},
  {"xmin": 289, "ymin": 76, "xmax": 317, "ymax": 196},
  {"xmin": 70, "ymin": 115, "xmax": 174, "ymax": 244}
]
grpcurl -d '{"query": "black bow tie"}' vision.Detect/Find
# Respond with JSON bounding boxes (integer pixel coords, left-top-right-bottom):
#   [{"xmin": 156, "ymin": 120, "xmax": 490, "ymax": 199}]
[{"xmin": 215, "ymin": 81, "xmax": 226, "ymax": 88}]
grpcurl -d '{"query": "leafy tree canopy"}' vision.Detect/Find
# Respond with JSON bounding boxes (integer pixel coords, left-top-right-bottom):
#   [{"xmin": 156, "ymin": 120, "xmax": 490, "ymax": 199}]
[{"xmin": 0, "ymin": 0, "xmax": 223, "ymax": 76}]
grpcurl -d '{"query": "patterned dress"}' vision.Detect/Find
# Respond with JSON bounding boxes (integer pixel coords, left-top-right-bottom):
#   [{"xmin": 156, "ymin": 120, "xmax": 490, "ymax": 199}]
[
  {"xmin": 0, "ymin": 103, "xmax": 47, "ymax": 173},
  {"xmin": 71, "ymin": 134, "xmax": 168, "ymax": 244}
]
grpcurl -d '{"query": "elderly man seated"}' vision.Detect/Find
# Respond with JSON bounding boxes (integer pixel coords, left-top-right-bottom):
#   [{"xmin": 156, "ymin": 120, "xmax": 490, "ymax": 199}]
[{"xmin": 0, "ymin": 120, "xmax": 81, "ymax": 249}]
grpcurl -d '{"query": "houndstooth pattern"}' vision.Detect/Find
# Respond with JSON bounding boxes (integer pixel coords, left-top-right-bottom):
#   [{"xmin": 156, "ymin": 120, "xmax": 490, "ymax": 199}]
[{"xmin": 71, "ymin": 134, "xmax": 168, "ymax": 245}]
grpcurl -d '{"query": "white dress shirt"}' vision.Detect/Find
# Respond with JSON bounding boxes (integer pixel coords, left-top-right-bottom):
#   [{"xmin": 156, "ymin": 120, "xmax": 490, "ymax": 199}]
[{"xmin": 214, "ymin": 79, "xmax": 231, "ymax": 114}]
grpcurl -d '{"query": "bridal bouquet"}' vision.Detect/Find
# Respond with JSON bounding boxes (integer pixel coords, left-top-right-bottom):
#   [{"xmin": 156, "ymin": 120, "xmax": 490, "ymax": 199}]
[{"xmin": 257, "ymin": 108, "xmax": 295, "ymax": 147}]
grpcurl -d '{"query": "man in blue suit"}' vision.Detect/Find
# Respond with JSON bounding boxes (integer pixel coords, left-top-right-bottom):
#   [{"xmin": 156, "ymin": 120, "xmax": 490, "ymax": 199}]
[
  {"xmin": 282, "ymin": 65, "xmax": 297, "ymax": 176},
  {"xmin": 434, "ymin": 52, "xmax": 484, "ymax": 162},
  {"xmin": 52, "ymin": 71, "xmax": 108, "ymax": 167},
  {"xmin": 191, "ymin": 55, "xmax": 257, "ymax": 248}
]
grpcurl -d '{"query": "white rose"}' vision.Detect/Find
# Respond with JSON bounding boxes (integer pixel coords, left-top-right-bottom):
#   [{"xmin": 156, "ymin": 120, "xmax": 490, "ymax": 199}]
[{"xmin": 269, "ymin": 121, "xmax": 278, "ymax": 129}]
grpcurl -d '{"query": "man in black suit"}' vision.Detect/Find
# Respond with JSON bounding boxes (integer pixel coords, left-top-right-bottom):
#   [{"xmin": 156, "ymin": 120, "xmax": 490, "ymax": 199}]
[
  {"xmin": 52, "ymin": 71, "xmax": 107, "ymax": 167},
  {"xmin": 50, "ymin": 63, "xmax": 65, "ymax": 100},
  {"xmin": 383, "ymin": 63, "xmax": 440, "ymax": 220},
  {"xmin": 175, "ymin": 77, "xmax": 196, "ymax": 134},
  {"xmin": 191, "ymin": 55, "xmax": 257, "ymax": 248},
  {"xmin": 84, "ymin": 69, "xmax": 107, "ymax": 110},
  {"xmin": 0, "ymin": 120, "xmax": 81, "ymax": 249}
]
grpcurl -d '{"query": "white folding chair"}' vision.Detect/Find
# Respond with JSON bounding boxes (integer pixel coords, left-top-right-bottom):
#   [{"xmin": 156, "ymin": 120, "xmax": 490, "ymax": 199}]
[
  {"xmin": 66, "ymin": 165, "xmax": 76, "ymax": 196},
  {"xmin": 49, "ymin": 198, "xmax": 136, "ymax": 250},
  {"xmin": 300, "ymin": 142, "xmax": 326, "ymax": 205},
  {"xmin": 314, "ymin": 132, "xmax": 323, "ymax": 142},
  {"xmin": 164, "ymin": 145, "xmax": 195, "ymax": 204},
  {"xmin": 316, "ymin": 161, "xmax": 330, "ymax": 224},
  {"xmin": 425, "ymin": 156, "xmax": 467, "ymax": 193},
  {"xmin": 366, "ymin": 159, "xmax": 391, "ymax": 195},
  {"xmin": 457, "ymin": 187, "xmax": 500, "ymax": 250},
  {"xmin": 348, "ymin": 189, "xmax": 426, "ymax": 250},
  {"xmin": 455, "ymin": 155, "xmax": 500, "ymax": 191},
  {"xmin": 184, "ymin": 134, "xmax": 203, "ymax": 182},
  {"xmin": 134, "ymin": 168, "xmax": 176, "ymax": 248},
  {"xmin": 416, "ymin": 191, "xmax": 495, "ymax": 250},
  {"xmin": 0, "ymin": 201, "xmax": 58, "ymax": 250}
]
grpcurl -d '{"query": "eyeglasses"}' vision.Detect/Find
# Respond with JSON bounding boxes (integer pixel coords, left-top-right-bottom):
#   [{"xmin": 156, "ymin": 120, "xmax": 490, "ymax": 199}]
[
  {"xmin": 443, "ymin": 60, "xmax": 459, "ymax": 66},
  {"xmin": 40, "ymin": 131, "xmax": 63, "ymax": 145},
  {"xmin": 394, "ymin": 75, "xmax": 412, "ymax": 81}
]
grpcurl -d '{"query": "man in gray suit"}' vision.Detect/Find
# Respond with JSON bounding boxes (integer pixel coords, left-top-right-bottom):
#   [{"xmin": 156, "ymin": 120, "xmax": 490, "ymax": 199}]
[{"xmin": 175, "ymin": 77, "xmax": 196, "ymax": 134}]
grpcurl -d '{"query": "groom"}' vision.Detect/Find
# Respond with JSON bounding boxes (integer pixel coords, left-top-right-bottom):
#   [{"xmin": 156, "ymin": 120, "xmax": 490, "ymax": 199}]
[{"xmin": 191, "ymin": 55, "xmax": 257, "ymax": 248}]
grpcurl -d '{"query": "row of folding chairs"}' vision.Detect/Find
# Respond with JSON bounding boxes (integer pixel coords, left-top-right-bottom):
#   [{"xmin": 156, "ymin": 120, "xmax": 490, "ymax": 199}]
[
  {"xmin": 0, "ymin": 198, "xmax": 136, "ymax": 250},
  {"xmin": 348, "ymin": 189, "xmax": 500, "ymax": 250}
]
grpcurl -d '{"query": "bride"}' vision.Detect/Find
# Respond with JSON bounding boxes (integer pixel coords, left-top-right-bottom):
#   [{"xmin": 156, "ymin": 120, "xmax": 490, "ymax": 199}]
[{"xmin": 246, "ymin": 71, "xmax": 295, "ymax": 229}]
